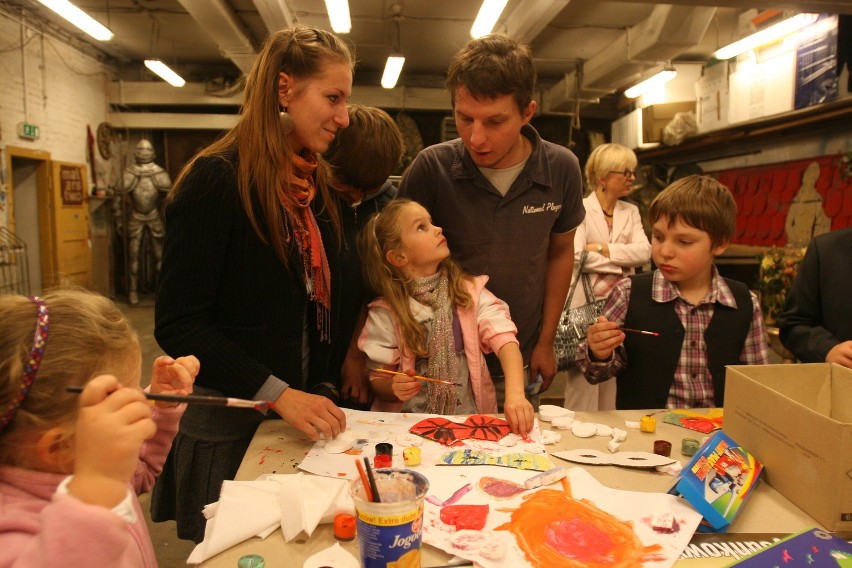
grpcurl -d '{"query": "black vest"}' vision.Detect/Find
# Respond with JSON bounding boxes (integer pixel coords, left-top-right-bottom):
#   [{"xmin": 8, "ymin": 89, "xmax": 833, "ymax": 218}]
[{"xmin": 616, "ymin": 272, "xmax": 753, "ymax": 409}]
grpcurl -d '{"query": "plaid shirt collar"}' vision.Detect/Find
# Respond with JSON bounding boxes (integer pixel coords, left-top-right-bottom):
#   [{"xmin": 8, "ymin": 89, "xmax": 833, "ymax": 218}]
[{"xmin": 650, "ymin": 265, "xmax": 739, "ymax": 308}]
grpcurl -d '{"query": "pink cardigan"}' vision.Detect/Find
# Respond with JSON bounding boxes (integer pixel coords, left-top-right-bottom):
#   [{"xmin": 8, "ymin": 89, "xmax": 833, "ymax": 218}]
[
  {"xmin": 0, "ymin": 403, "xmax": 184, "ymax": 568},
  {"xmin": 360, "ymin": 275, "xmax": 518, "ymax": 414}
]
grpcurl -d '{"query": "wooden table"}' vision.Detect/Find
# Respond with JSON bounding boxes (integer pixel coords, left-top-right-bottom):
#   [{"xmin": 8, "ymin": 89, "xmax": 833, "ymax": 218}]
[{"xmin": 198, "ymin": 409, "xmax": 821, "ymax": 567}]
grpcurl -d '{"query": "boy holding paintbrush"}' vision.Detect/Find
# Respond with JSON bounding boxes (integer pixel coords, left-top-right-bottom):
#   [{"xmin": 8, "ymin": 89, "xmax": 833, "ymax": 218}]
[{"xmin": 578, "ymin": 176, "xmax": 770, "ymax": 409}]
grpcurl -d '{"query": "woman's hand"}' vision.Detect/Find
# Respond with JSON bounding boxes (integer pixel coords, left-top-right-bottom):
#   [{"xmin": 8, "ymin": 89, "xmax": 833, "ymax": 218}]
[{"xmin": 272, "ymin": 388, "xmax": 346, "ymax": 441}]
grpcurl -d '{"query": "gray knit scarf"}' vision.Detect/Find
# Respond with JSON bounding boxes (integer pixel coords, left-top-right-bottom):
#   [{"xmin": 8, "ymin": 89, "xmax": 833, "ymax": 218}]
[{"xmin": 408, "ymin": 270, "xmax": 460, "ymax": 414}]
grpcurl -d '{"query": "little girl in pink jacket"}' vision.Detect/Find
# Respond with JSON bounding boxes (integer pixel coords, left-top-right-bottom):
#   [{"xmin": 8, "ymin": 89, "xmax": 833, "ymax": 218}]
[
  {"xmin": 0, "ymin": 289, "xmax": 198, "ymax": 567},
  {"xmin": 357, "ymin": 198, "xmax": 534, "ymax": 436}
]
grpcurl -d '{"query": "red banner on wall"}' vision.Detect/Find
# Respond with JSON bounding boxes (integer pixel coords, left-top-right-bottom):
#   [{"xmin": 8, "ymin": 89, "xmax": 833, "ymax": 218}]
[{"xmin": 713, "ymin": 154, "xmax": 851, "ymax": 246}]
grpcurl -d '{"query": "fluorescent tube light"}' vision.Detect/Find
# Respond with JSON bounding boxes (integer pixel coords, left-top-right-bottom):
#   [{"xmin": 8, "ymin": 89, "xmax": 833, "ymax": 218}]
[
  {"xmin": 713, "ymin": 13, "xmax": 819, "ymax": 60},
  {"xmin": 323, "ymin": 0, "xmax": 351, "ymax": 34},
  {"xmin": 36, "ymin": 0, "xmax": 113, "ymax": 41},
  {"xmin": 144, "ymin": 60, "xmax": 186, "ymax": 88},
  {"xmin": 471, "ymin": 0, "xmax": 508, "ymax": 38},
  {"xmin": 381, "ymin": 55, "xmax": 405, "ymax": 89},
  {"xmin": 624, "ymin": 68, "xmax": 677, "ymax": 99}
]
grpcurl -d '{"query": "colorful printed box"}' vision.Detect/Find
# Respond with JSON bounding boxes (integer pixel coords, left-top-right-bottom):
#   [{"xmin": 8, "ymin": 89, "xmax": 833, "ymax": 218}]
[{"xmin": 668, "ymin": 430, "xmax": 763, "ymax": 533}]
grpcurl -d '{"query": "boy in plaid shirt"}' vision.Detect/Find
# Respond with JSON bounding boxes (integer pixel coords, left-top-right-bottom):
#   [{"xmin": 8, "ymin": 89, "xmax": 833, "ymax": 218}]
[{"xmin": 578, "ymin": 175, "xmax": 769, "ymax": 409}]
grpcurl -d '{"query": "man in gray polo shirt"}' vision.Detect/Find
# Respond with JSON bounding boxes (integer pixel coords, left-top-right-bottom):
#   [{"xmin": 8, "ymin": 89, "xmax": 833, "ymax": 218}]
[{"xmin": 399, "ymin": 33, "xmax": 585, "ymax": 405}]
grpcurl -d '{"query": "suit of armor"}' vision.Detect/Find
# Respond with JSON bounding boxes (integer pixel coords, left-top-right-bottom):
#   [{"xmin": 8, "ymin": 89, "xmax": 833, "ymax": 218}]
[{"xmin": 115, "ymin": 139, "xmax": 171, "ymax": 304}]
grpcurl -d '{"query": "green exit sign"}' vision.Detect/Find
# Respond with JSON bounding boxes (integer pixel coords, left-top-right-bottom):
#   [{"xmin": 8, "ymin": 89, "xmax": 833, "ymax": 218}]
[{"xmin": 17, "ymin": 122, "xmax": 40, "ymax": 140}]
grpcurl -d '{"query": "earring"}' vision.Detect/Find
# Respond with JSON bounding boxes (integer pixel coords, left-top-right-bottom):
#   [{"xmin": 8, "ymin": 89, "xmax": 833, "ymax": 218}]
[{"xmin": 280, "ymin": 106, "xmax": 294, "ymax": 135}]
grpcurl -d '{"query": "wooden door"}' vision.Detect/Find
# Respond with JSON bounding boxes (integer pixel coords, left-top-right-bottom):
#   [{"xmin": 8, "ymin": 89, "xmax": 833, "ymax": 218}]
[{"xmin": 45, "ymin": 161, "xmax": 91, "ymax": 288}]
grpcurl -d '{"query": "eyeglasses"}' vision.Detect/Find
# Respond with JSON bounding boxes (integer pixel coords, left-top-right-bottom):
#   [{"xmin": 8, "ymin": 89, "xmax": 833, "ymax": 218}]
[{"xmin": 609, "ymin": 169, "xmax": 636, "ymax": 178}]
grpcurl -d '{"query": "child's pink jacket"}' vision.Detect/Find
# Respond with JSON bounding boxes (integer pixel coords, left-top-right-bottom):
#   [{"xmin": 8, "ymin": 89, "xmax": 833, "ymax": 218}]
[
  {"xmin": 0, "ymin": 403, "xmax": 184, "ymax": 568},
  {"xmin": 360, "ymin": 275, "xmax": 518, "ymax": 413}
]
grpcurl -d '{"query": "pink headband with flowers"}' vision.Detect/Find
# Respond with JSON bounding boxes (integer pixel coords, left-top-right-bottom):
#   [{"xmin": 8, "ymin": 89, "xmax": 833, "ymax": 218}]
[{"xmin": 0, "ymin": 297, "xmax": 49, "ymax": 434}]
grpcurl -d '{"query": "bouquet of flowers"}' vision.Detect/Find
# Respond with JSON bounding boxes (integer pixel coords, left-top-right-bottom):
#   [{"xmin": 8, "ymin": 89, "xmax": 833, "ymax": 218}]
[{"xmin": 758, "ymin": 246, "xmax": 806, "ymax": 326}]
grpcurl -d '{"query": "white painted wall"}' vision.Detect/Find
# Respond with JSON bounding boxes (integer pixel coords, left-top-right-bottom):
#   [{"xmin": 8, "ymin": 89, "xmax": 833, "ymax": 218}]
[{"xmin": 0, "ymin": 11, "xmax": 109, "ymax": 169}]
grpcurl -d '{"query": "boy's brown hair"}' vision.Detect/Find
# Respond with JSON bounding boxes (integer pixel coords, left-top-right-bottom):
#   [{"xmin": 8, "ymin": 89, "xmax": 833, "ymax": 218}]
[
  {"xmin": 446, "ymin": 33, "xmax": 536, "ymax": 114},
  {"xmin": 649, "ymin": 174, "xmax": 737, "ymax": 248},
  {"xmin": 324, "ymin": 104, "xmax": 403, "ymax": 191}
]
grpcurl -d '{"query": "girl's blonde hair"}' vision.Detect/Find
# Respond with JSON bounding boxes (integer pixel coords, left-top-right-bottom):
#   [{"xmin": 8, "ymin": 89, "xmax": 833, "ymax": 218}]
[
  {"xmin": 359, "ymin": 199, "xmax": 473, "ymax": 357},
  {"xmin": 169, "ymin": 26, "xmax": 355, "ymax": 265},
  {"xmin": 0, "ymin": 288, "xmax": 139, "ymax": 466}
]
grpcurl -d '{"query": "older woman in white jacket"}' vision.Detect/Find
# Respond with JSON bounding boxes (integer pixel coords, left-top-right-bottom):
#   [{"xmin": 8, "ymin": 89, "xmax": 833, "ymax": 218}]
[{"xmin": 562, "ymin": 143, "xmax": 652, "ymax": 410}]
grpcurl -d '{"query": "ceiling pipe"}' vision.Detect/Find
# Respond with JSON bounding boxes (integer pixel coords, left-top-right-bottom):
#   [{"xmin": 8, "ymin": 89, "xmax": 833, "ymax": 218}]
[
  {"xmin": 504, "ymin": 0, "xmax": 571, "ymax": 42},
  {"xmin": 251, "ymin": 0, "xmax": 296, "ymax": 32},
  {"xmin": 176, "ymin": 0, "xmax": 257, "ymax": 74},
  {"xmin": 542, "ymin": 5, "xmax": 716, "ymax": 113}
]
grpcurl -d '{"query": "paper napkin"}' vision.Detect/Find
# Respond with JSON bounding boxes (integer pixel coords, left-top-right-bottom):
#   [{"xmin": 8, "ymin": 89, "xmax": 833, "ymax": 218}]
[{"xmin": 187, "ymin": 473, "xmax": 354, "ymax": 564}]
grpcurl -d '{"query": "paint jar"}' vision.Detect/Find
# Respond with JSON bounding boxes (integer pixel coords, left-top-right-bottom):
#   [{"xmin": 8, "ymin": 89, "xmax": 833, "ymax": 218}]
[
  {"xmin": 349, "ymin": 469, "xmax": 429, "ymax": 568},
  {"xmin": 653, "ymin": 440, "xmax": 672, "ymax": 457},
  {"xmin": 681, "ymin": 438, "xmax": 700, "ymax": 456},
  {"xmin": 333, "ymin": 513, "xmax": 356, "ymax": 541},
  {"xmin": 402, "ymin": 446, "xmax": 421, "ymax": 466},
  {"xmin": 237, "ymin": 554, "xmax": 265, "ymax": 568},
  {"xmin": 639, "ymin": 415, "xmax": 656, "ymax": 433},
  {"xmin": 374, "ymin": 453, "xmax": 392, "ymax": 469},
  {"xmin": 375, "ymin": 442, "xmax": 393, "ymax": 456}
]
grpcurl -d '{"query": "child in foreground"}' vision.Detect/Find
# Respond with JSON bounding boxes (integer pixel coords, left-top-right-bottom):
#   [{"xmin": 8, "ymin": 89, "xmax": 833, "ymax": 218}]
[
  {"xmin": 578, "ymin": 175, "xmax": 770, "ymax": 409},
  {"xmin": 358, "ymin": 198, "xmax": 534, "ymax": 436},
  {"xmin": 0, "ymin": 289, "xmax": 199, "ymax": 567}
]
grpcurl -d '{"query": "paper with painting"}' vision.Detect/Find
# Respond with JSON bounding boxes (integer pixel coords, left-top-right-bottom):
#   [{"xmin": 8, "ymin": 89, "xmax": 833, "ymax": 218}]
[
  {"xmin": 297, "ymin": 409, "xmax": 553, "ymax": 479},
  {"xmin": 420, "ymin": 465, "xmax": 703, "ymax": 568}
]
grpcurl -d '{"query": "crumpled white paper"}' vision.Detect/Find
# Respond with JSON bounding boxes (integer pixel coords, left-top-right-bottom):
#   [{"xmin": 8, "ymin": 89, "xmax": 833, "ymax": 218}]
[
  {"xmin": 303, "ymin": 542, "xmax": 359, "ymax": 568},
  {"xmin": 187, "ymin": 472, "xmax": 354, "ymax": 564}
]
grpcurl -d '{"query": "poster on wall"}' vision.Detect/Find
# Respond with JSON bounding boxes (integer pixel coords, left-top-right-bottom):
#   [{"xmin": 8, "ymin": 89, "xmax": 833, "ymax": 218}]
[
  {"xmin": 59, "ymin": 165, "xmax": 84, "ymax": 206},
  {"xmin": 794, "ymin": 14, "xmax": 839, "ymax": 109}
]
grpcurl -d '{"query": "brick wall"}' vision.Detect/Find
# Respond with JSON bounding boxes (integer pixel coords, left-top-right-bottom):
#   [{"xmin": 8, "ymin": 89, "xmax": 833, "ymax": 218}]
[{"xmin": 0, "ymin": 12, "xmax": 109, "ymax": 168}]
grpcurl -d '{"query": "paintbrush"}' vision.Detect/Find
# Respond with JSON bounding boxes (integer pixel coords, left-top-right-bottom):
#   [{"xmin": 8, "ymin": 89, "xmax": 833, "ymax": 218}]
[
  {"xmin": 370, "ymin": 368, "xmax": 460, "ymax": 386},
  {"xmin": 354, "ymin": 458, "xmax": 374, "ymax": 503},
  {"xmin": 618, "ymin": 327, "xmax": 660, "ymax": 336},
  {"xmin": 363, "ymin": 457, "xmax": 382, "ymax": 503},
  {"xmin": 65, "ymin": 386, "xmax": 272, "ymax": 410}
]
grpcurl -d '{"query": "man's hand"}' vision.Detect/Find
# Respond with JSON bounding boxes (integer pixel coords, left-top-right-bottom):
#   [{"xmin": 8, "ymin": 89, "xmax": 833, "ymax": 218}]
[
  {"xmin": 826, "ymin": 340, "xmax": 852, "ymax": 368},
  {"xmin": 529, "ymin": 343, "xmax": 557, "ymax": 391}
]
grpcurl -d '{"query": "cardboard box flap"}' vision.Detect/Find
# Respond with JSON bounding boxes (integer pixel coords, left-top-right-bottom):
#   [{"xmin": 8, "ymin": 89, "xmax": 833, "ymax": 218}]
[
  {"xmin": 724, "ymin": 363, "xmax": 852, "ymax": 532},
  {"xmin": 728, "ymin": 363, "xmax": 852, "ymax": 420}
]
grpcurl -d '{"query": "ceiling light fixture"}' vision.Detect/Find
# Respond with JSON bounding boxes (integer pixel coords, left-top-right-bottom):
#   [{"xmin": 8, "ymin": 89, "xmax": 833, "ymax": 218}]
[
  {"xmin": 713, "ymin": 13, "xmax": 818, "ymax": 60},
  {"xmin": 144, "ymin": 60, "xmax": 186, "ymax": 88},
  {"xmin": 381, "ymin": 55, "xmax": 405, "ymax": 89},
  {"xmin": 323, "ymin": 0, "xmax": 351, "ymax": 34},
  {"xmin": 470, "ymin": 0, "xmax": 508, "ymax": 38},
  {"xmin": 36, "ymin": 0, "xmax": 113, "ymax": 41},
  {"xmin": 624, "ymin": 67, "xmax": 677, "ymax": 99},
  {"xmin": 381, "ymin": 6, "xmax": 405, "ymax": 89}
]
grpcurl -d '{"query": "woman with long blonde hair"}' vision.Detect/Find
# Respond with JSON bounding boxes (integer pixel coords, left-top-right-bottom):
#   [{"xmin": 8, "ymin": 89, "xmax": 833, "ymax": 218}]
[{"xmin": 152, "ymin": 25, "xmax": 352, "ymax": 541}]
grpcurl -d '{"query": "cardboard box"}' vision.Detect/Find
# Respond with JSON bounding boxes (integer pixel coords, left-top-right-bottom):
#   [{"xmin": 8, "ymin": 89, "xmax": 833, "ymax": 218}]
[
  {"xmin": 641, "ymin": 101, "xmax": 695, "ymax": 143},
  {"xmin": 724, "ymin": 363, "xmax": 852, "ymax": 533},
  {"xmin": 669, "ymin": 430, "xmax": 763, "ymax": 533},
  {"xmin": 695, "ymin": 61, "xmax": 729, "ymax": 134}
]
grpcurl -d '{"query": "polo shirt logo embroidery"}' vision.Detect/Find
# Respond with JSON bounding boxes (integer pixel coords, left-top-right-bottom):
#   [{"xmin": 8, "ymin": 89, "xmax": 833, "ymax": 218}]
[{"xmin": 522, "ymin": 202, "xmax": 562, "ymax": 214}]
